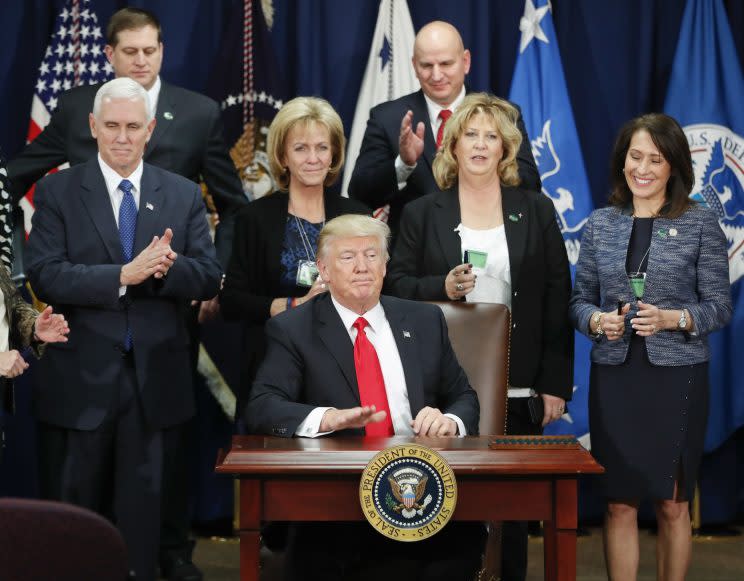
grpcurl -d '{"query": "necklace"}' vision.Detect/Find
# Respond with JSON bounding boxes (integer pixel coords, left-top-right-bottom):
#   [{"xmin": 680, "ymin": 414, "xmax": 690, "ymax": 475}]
[
  {"xmin": 632, "ymin": 244, "xmax": 651, "ymax": 275},
  {"xmin": 289, "ymin": 199, "xmax": 325, "ymax": 261},
  {"xmin": 294, "ymin": 215, "xmax": 320, "ymax": 261}
]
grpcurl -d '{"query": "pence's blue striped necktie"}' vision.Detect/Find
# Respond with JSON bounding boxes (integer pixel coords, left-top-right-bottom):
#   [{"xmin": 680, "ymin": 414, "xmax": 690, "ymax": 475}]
[
  {"xmin": 118, "ymin": 179, "xmax": 137, "ymax": 262},
  {"xmin": 118, "ymin": 179, "xmax": 137, "ymax": 350}
]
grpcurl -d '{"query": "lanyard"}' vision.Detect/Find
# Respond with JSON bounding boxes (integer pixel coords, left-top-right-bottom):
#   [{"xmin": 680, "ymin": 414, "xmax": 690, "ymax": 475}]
[{"xmin": 294, "ymin": 215, "xmax": 318, "ymax": 261}]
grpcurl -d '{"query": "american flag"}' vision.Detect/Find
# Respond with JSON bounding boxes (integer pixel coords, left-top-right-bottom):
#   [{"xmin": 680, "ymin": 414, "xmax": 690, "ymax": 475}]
[{"xmin": 20, "ymin": 0, "xmax": 112, "ymax": 232}]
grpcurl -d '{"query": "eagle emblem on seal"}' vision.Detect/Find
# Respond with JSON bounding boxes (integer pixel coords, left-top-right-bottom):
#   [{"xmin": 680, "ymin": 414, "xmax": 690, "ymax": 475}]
[{"xmin": 388, "ymin": 468, "xmax": 432, "ymax": 518}]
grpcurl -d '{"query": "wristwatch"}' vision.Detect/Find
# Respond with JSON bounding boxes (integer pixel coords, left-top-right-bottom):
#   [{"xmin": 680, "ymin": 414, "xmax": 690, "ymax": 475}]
[
  {"xmin": 677, "ymin": 309, "xmax": 687, "ymax": 330},
  {"xmin": 592, "ymin": 311, "xmax": 604, "ymax": 336}
]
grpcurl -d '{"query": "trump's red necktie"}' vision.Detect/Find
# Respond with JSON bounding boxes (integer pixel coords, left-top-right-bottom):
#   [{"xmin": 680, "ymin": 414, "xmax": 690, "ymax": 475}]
[
  {"xmin": 353, "ymin": 317, "xmax": 394, "ymax": 436},
  {"xmin": 436, "ymin": 109, "xmax": 452, "ymax": 149}
]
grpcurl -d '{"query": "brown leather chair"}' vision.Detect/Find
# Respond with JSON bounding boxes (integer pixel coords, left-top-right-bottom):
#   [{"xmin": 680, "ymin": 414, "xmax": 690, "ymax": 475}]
[
  {"xmin": 0, "ymin": 497, "xmax": 130, "ymax": 581},
  {"xmin": 428, "ymin": 301, "xmax": 510, "ymax": 436},
  {"xmin": 428, "ymin": 301, "xmax": 511, "ymax": 581}
]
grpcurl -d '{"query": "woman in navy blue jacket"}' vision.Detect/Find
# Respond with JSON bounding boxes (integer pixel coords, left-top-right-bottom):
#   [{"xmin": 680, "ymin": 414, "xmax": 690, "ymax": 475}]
[{"xmin": 570, "ymin": 113, "xmax": 732, "ymax": 581}]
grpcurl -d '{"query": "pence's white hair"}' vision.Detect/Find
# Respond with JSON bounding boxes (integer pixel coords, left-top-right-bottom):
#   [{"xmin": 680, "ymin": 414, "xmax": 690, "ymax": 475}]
[{"xmin": 93, "ymin": 77, "xmax": 153, "ymax": 122}]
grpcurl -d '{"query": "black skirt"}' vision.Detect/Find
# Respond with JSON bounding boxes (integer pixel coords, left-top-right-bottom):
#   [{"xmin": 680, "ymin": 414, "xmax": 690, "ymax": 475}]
[{"xmin": 589, "ymin": 334, "xmax": 708, "ymax": 501}]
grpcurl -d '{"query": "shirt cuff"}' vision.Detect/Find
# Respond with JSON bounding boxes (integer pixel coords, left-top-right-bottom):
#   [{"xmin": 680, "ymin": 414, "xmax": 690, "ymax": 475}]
[
  {"xmin": 119, "ymin": 285, "xmax": 127, "ymax": 297},
  {"xmin": 444, "ymin": 413, "xmax": 466, "ymax": 437},
  {"xmin": 395, "ymin": 155, "xmax": 416, "ymax": 190},
  {"xmin": 295, "ymin": 406, "xmax": 335, "ymax": 438}
]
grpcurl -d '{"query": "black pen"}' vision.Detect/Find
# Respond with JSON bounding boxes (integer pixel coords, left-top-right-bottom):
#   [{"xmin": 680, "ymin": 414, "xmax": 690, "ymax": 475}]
[{"xmin": 617, "ymin": 300, "xmax": 623, "ymax": 315}]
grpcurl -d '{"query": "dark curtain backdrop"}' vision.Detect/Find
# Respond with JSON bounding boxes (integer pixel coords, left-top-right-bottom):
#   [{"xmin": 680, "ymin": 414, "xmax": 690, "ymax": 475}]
[
  {"xmin": 1, "ymin": 0, "xmax": 743, "ymax": 523},
  {"xmin": 3, "ymin": 0, "xmax": 744, "ymax": 208}
]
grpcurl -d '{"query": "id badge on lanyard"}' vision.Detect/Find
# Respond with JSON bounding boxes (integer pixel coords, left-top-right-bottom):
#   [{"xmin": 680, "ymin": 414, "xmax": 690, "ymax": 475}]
[{"xmin": 296, "ymin": 259, "xmax": 319, "ymax": 287}]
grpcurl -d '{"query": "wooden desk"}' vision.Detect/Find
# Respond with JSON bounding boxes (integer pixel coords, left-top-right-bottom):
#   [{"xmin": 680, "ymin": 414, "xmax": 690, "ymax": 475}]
[{"xmin": 216, "ymin": 435, "xmax": 603, "ymax": 581}]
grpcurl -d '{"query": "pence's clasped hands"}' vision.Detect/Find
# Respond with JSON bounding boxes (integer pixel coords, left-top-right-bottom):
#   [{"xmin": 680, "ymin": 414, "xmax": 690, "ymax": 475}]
[{"xmin": 120, "ymin": 228, "xmax": 178, "ymax": 286}]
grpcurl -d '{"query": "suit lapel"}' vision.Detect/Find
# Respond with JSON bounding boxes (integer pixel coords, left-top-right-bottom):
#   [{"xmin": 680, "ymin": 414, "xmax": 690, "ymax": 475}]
[
  {"xmin": 502, "ymin": 187, "xmax": 529, "ymax": 290},
  {"xmin": 79, "ymin": 160, "xmax": 123, "ymax": 263},
  {"xmin": 612, "ymin": 210, "xmax": 634, "ymax": 291},
  {"xmin": 433, "ymin": 191, "xmax": 464, "ymax": 268},
  {"xmin": 382, "ymin": 296, "xmax": 424, "ymax": 416},
  {"xmin": 315, "ymin": 295, "xmax": 360, "ymax": 403},
  {"xmin": 145, "ymin": 82, "xmax": 175, "ymax": 157},
  {"xmin": 133, "ymin": 165, "xmax": 165, "ymax": 255}
]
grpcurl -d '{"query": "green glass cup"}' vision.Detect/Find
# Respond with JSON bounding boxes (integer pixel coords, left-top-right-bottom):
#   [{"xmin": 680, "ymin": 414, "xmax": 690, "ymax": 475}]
[{"xmin": 628, "ymin": 271, "xmax": 646, "ymax": 300}]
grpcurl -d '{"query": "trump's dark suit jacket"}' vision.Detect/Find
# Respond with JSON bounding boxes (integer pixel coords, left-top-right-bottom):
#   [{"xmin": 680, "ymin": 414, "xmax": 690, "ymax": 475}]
[
  {"xmin": 245, "ymin": 293, "xmax": 479, "ymax": 436},
  {"xmin": 347, "ymin": 89, "xmax": 541, "ymax": 234},
  {"xmin": 386, "ymin": 187, "xmax": 573, "ymax": 400},
  {"xmin": 26, "ymin": 159, "xmax": 222, "ymax": 431},
  {"xmin": 9, "ymin": 81, "xmax": 245, "ymax": 266}
]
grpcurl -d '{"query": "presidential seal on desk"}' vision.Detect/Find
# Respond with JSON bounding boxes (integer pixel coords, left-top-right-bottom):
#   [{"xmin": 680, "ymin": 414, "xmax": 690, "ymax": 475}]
[{"xmin": 359, "ymin": 443, "xmax": 457, "ymax": 542}]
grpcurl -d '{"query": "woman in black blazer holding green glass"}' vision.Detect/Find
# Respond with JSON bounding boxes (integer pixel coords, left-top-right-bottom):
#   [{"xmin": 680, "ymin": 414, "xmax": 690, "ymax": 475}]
[{"xmin": 386, "ymin": 93, "xmax": 572, "ymax": 581}]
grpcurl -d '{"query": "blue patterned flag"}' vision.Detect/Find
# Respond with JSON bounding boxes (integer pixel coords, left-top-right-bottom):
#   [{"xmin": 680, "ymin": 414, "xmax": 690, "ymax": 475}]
[
  {"xmin": 509, "ymin": 0, "xmax": 594, "ymax": 445},
  {"xmin": 664, "ymin": 0, "xmax": 744, "ymax": 452}
]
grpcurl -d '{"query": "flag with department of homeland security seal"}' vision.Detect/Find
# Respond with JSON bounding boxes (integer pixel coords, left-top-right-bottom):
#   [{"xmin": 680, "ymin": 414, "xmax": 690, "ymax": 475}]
[
  {"xmin": 207, "ymin": 0, "xmax": 288, "ymax": 202},
  {"xmin": 508, "ymin": 0, "xmax": 593, "ymax": 446},
  {"xmin": 664, "ymin": 0, "xmax": 744, "ymax": 452},
  {"xmin": 20, "ymin": 0, "xmax": 113, "ymax": 234},
  {"xmin": 341, "ymin": 0, "xmax": 419, "ymax": 222}
]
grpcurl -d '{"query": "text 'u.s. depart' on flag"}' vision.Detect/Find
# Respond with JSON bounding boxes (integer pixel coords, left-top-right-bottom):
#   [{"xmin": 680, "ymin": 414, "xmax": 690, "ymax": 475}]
[
  {"xmin": 508, "ymin": 0, "xmax": 594, "ymax": 446},
  {"xmin": 664, "ymin": 0, "xmax": 744, "ymax": 454}
]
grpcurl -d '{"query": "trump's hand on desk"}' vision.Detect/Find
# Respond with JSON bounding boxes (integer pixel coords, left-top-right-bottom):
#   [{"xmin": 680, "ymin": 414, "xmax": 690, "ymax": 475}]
[
  {"xmin": 318, "ymin": 406, "xmax": 458, "ymax": 436},
  {"xmin": 411, "ymin": 406, "xmax": 458, "ymax": 436},
  {"xmin": 319, "ymin": 406, "xmax": 388, "ymax": 432}
]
